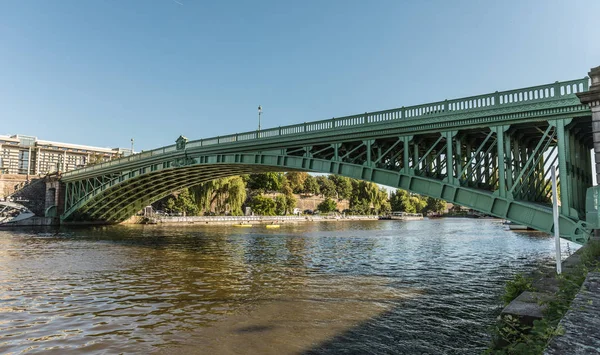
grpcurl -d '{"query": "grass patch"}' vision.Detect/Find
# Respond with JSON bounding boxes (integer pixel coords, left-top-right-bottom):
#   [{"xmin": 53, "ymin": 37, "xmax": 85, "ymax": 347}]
[{"xmin": 502, "ymin": 273, "xmax": 533, "ymax": 306}]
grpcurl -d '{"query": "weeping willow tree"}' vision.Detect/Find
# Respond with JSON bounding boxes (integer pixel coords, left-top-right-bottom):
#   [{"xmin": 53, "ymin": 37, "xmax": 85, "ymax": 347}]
[
  {"xmin": 349, "ymin": 180, "xmax": 390, "ymax": 215},
  {"xmin": 190, "ymin": 176, "xmax": 247, "ymax": 215}
]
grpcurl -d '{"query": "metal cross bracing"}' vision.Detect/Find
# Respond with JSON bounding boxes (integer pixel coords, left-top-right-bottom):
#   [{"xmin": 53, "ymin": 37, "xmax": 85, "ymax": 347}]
[
  {"xmin": 64, "ymin": 165, "xmax": 295, "ymax": 222},
  {"xmin": 60, "ymin": 77, "xmax": 594, "ymax": 243}
]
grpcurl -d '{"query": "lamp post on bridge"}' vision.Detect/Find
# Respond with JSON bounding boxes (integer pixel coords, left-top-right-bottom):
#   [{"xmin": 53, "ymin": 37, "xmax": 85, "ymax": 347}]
[{"xmin": 258, "ymin": 105, "xmax": 262, "ymax": 131}]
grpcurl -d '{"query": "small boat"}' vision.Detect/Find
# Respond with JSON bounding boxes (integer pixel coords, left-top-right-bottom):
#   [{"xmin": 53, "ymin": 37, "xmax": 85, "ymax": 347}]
[
  {"xmin": 0, "ymin": 201, "xmax": 35, "ymax": 225},
  {"xmin": 233, "ymin": 224, "xmax": 253, "ymax": 227},
  {"xmin": 503, "ymin": 220, "xmax": 534, "ymax": 230},
  {"xmin": 388, "ymin": 212, "xmax": 424, "ymax": 221},
  {"xmin": 507, "ymin": 223, "xmax": 533, "ymax": 230},
  {"xmin": 265, "ymin": 224, "xmax": 280, "ymax": 229}
]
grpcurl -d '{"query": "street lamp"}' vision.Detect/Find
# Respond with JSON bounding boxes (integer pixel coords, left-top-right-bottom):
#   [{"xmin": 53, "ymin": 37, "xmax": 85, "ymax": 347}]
[
  {"xmin": 131, "ymin": 138, "xmax": 134, "ymax": 155},
  {"xmin": 258, "ymin": 105, "xmax": 262, "ymax": 131}
]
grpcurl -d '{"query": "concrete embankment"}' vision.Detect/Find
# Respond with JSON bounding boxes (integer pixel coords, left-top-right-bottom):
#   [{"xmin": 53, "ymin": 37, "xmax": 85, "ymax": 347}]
[
  {"xmin": 0, "ymin": 216, "xmax": 57, "ymax": 227},
  {"xmin": 134, "ymin": 215, "xmax": 380, "ymax": 226}
]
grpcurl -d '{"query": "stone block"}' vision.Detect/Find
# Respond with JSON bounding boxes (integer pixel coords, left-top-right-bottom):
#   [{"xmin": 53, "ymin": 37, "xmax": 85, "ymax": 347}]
[
  {"xmin": 532, "ymin": 277, "xmax": 560, "ymax": 294},
  {"xmin": 562, "ymin": 254, "xmax": 582, "ymax": 271},
  {"xmin": 501, "ymin": 291, "xmax": 554, "ymax": 326}
]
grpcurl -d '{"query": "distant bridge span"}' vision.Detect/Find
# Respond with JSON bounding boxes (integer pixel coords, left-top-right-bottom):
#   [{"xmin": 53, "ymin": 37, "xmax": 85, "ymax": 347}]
[{"xmin": 59, "ymin": 77, "xmax": 595, "ymax": 243}]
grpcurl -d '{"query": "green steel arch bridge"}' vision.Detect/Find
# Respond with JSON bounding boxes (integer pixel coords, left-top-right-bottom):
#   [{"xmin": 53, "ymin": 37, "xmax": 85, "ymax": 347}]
[{"xmin": 59, "ymin": 77, "xmax": 596, "ymax": 243}]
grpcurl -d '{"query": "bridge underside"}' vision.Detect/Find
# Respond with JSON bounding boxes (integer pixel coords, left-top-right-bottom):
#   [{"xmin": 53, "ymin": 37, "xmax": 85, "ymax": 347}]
[
  {"xmin": 64, "ymin": 152, "xmax": 590, "ymax": 242},
  {"xmin": 64, "ymin": 164, "xmax": 291, "ymax": 222},
  {"xmin": 63, "ymin": 117, "xmax": 592, "ymax": 243},
  {"xmin": 60, "ymin": 79, "xmax": 595, "ymax": 243}
]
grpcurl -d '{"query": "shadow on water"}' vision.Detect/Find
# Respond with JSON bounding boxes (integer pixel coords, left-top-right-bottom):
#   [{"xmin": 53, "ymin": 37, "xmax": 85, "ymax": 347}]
[{"xmin": 301, "ymin": 302, "xmax": 486, "ymax": 355}]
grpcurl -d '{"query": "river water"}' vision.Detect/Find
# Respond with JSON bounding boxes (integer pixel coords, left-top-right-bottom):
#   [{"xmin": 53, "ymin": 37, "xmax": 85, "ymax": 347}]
[{"xmin": 0, "ymin": 219, "xmax": 577, "ymax": 354}]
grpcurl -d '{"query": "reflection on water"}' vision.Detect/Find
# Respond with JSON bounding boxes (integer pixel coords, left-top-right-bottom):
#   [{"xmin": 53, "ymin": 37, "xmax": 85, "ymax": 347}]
[{"xmin": 0, "ymin": 219, "xmax": 578, "ymax": 354}]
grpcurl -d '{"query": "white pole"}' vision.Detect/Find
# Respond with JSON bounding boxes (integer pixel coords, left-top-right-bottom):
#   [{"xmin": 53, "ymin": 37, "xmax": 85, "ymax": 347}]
[{"xmin": 551, "ymin": 166, "xmax": 562, "ymax": 275}]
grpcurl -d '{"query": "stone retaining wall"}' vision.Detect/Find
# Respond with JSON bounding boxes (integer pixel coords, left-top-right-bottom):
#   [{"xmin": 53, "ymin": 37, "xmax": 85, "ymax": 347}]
[
  {"xmin": 0, "ymin": 174, "xmax": 29, "ymax": 199},
  {"xmin": 544, "ymin": 272, "xmax": 600, "ymax": 354}
]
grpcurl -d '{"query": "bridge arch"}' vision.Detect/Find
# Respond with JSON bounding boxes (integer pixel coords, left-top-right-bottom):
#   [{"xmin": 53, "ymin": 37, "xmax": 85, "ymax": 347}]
[{"xmin": 61, "ymin": 152, "xmax": 589, "ymax": 243}]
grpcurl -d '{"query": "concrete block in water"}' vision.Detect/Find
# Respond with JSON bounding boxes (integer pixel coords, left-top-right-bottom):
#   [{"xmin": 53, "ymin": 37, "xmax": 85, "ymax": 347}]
[{"xmin": 501, "ymin": 291, "xmax": 554, "ymax": 326}]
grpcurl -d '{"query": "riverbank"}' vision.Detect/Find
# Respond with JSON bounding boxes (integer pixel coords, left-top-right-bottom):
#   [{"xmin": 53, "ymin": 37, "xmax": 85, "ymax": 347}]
[
  {"xmin": 135, "ymin": 215, "xmax": 380, "ymax": 226},
  {"xmin": 488, "ymin": 239, "xmax": 600, "ymax": 353}
]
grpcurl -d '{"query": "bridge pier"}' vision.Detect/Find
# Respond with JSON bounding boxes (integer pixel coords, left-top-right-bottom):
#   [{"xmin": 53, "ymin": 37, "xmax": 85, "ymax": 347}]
[
  {"xmin": 577, "ymin": 66, "xmax": 600, "ymax": 237},
  {"xmin": 45, "ymin": 174, "xmax": 65, "ymax": 219},
  {"xmin": 577, "ymin": 66, "xmax": 600, "ymax": 184}
]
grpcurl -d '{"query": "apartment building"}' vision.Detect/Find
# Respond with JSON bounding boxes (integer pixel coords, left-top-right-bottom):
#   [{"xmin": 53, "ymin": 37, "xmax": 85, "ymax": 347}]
[{"xmin": 0, "ymin": 134, "xmax": 132, "ymax": 176}]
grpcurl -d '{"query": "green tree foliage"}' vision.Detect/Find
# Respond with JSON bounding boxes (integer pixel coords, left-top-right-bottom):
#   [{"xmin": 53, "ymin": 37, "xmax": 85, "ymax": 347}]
[
  {"xmin": 191, "ymin": 176, "xmax": 246, "ymax": 215},
  {"xmin": 410, "ymin": 196, "xmax": 427, "ymax": 213},
  {"xmin": 377, "ymin": 189, "xmax": 391, "ymax": 214},
  {"xmin": 302, "ymin": 175, "xmax": 320, "ymax": 195},
  {"xmin": 378, "ymin": 195, "xmax": 391, "ymax": 214},
  {"xmin": 274, "ymin": 195, "xmax": 287, "ymax": 215},
  {"xmin": 317, "ymin": 198, "xmax": 338, "ymax": 213},
  {"xmin": 348, "ymin": 198, "xmax": 371, "ymax": 215},
  {"xmin": 285, "ymin": 194, "xmax": 297, "ymax": 214},
  {"xmin": 425, "ymin": 197, "xmax": 446, "ymax": 214},
  {"xmin": 279, "ymin": 179, "xmax": 297, "ymax": 214},
  {"xmin": 246, "ymin": 172, "xmax": 284, "ymax": 192},
  {"xmin": 158, "ymin": 173, "xmax": 441, "ymax": 218},
  {"xmin": 249, "ymin": 194, "xmax": 276, "ymax": 215},
  {"xmin": 281, "ymin": 179, "xmax": 293, "ymax": 196},
  {"xmin": 285, "ymin": 172, "xmax": 308, "ymax": 193},
  {"xmin": 165, "ymin": 188, "xmax": 199, "ymax": 216},
  {"xmin": 316, "ymin": 176, "xmax": 337, "ymax": 198},
  {"xmin": 348, "ymin": 180, "xmax": 389, "ymax": 215},
  {"xmin": 328, "ymin": 175, "xmax": 352, "ymax": 199},
  {"xmin": 389, "ymin": 189, "xmax": 406, "ymax": 212},
  {"xmin": 389, "ymin": 189, "xmax": 431, "ymax": 214}
]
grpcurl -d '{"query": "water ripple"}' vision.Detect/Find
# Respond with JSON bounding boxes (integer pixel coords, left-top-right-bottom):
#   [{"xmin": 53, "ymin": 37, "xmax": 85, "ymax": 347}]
[{"xmin": 0, "ymin": 219, "xmax": 578, "ymax": 354}]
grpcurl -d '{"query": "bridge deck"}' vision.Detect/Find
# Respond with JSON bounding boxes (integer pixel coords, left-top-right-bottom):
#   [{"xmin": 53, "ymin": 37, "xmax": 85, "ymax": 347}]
[{"xmin": 63, "ymin": 78, "xmax": 590, "ymax": 180}]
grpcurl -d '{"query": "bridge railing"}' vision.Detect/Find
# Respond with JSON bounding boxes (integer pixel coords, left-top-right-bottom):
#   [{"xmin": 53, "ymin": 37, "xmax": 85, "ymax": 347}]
[{"xmin": 62, "ymin": 77, "xmax": 589, "ymax": 179}]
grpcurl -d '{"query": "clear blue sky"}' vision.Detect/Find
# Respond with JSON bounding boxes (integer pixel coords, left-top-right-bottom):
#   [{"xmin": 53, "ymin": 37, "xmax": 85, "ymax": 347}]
[{"xmin": 1, "ymin": 0, "xmax": 599, "ymax": 151}]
